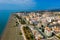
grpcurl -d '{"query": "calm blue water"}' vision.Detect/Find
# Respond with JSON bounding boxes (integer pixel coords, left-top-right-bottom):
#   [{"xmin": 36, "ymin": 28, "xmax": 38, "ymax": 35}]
[{"xmin": 0, "ymin": 10, "xmax": 22, "ymax": 36}]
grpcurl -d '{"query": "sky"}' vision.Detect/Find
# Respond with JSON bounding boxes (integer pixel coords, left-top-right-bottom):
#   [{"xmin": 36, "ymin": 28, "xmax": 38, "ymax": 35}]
[{"xmin": 0, "ymin": 0, "xmax": 60, "ymax": 10}]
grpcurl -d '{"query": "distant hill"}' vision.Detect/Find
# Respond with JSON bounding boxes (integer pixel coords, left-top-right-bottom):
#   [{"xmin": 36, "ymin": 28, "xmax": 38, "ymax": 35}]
[{"xmin": 48, "ymin": 9, "xmax": 60, "ymax": 12}]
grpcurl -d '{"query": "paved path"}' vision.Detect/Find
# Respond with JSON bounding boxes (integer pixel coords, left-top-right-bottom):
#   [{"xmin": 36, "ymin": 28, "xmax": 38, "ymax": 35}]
[{"xmin": 16, "ymin": 18, "xmax": 27, "ymax": 40}]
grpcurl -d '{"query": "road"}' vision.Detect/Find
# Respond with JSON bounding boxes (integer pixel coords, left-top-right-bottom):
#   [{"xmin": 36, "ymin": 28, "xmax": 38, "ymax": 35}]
[
  {"xmin": 20, "ymin": 16, "xmax": 48, "ymax": 39},
  {"xmin": 16, "ymin": 17, "xmax": 27, "ymax": 40}
]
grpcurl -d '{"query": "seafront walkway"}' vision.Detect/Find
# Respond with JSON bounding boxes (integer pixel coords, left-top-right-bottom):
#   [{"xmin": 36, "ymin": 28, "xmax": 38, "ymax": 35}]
[{"xmin": 16, "ymin": 17, "xmax": 27, "ymax": 40}]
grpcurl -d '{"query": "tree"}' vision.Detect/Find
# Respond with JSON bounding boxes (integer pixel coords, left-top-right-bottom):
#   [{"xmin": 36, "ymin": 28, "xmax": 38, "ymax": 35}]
[{"xmin": 19, "ymin": 32, "xmax": 22, "ymax": 35}]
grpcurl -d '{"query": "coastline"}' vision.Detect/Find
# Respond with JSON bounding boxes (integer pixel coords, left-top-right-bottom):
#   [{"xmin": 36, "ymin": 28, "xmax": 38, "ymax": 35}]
[
  {"xmin": 1, "ymin": 13, "xmax": 14, "ymax": 40},
  {"xmin": 1, "ymin": 13, "xmax": 24, "ymax": 40}
]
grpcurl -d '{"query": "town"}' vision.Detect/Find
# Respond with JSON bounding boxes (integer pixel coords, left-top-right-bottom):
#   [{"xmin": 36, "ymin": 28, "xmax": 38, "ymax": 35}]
[
  {"xmin": 2, "ymin": 12, "xmax": 60, "ymax": 40},
  {"xmin": 15, "ymin": 12, "xmax": 60, "ymax": 40}
]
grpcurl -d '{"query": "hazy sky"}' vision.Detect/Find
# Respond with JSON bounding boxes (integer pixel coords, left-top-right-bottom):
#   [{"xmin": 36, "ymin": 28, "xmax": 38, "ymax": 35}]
[{"xmin": 0, "ymin": 0, "xmax": 60, "ymax": 10}]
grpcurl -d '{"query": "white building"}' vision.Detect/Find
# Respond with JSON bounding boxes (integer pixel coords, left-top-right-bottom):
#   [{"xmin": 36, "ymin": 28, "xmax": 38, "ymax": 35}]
[{"xmin": 44, "ymin": 27, "xmax": 53, "ymax": 37}]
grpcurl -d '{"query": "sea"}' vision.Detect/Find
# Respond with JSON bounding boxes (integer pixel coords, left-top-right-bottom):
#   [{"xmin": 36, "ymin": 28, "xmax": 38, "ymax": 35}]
[{"xmin": 0, "ymin": 10, "xmax": 22, "ymax": 36}]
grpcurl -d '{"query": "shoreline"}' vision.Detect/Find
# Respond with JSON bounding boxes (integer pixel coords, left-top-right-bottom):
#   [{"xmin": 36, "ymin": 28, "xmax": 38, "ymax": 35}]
[
  {"xmin": 1, "ymin": 13, "xmax": 14, "ymax": 40},
  {"xmin": 1, "ymin": 13, "xmax": 24, "ymax": 40}
]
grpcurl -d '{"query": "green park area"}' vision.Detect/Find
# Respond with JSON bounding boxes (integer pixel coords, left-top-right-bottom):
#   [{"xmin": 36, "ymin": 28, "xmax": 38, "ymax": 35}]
[{"xmin": 23, "ymin": 26, "xmax": 35, "ymax": 40}]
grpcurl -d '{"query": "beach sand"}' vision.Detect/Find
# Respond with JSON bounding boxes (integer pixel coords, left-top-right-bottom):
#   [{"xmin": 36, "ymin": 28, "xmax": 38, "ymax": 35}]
[{"xmin": 1, "ymin": 14, "xmax": 24, "ymax": 40}]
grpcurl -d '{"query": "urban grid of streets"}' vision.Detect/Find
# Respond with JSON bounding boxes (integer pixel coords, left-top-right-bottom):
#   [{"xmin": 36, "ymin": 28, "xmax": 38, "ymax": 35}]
[{"xmin": 15, "ymin": 12, "xmax": 60, "ymax": 40}]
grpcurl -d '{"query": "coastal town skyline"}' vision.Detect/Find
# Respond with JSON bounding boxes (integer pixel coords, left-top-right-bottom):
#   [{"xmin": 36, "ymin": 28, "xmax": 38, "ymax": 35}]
[
  {"xmin": 0, "ymin": 0, "xmax": 60, "ymax": 40},
  {"xmin": 1, "ymin": 12, "xmax": 60, "ymax": 40}
]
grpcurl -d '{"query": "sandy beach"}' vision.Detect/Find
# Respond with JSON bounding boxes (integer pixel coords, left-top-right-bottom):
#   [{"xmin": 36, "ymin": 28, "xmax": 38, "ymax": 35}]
[{"xmin": 1, "ymin": 13, "xmax": 24, "ymax": 40}]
